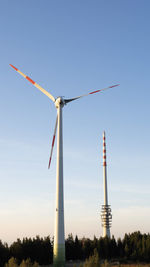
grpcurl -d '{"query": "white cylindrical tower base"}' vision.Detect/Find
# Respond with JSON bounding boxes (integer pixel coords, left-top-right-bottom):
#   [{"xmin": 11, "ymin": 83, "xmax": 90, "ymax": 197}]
[{"xmin": 103, "ymin": 227, "xmax": 111, "ymax": 238}]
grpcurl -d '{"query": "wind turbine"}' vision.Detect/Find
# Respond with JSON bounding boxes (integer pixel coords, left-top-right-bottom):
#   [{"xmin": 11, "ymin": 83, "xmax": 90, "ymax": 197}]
[{"xmin": 10, "ymin": 64, "xmax": 119, "ymax": 267}]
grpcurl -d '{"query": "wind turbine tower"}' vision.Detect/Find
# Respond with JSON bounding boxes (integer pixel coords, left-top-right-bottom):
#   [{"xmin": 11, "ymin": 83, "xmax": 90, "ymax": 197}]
[{"xmin": 101, "ymin": 131, "xmax": 112, "ymax": 238}]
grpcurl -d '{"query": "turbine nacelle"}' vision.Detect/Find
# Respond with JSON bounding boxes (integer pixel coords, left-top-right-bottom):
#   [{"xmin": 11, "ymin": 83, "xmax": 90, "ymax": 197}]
[{"xmin": 55, "ymin": 97, "xmax": 65, "ymax": 108}]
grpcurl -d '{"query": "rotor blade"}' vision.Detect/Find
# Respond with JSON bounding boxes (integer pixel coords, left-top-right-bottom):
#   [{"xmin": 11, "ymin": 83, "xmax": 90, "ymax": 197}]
[
  {"xmin": 48, "ymin": 116, "xmax": 58, "ymax": 169},
  {"xmin": 64, "ymin": 84, "xmax": 120, "ymax": 104},
  {"xmin": 9, "ymin": 64, "xmax": 55, "ymax": 102}
]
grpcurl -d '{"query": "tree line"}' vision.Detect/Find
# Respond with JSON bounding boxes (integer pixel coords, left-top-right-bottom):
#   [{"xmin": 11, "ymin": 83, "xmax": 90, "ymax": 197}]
[{"xmin": 1, "ymin": 231, "xmax": 150, "ymax": 266}]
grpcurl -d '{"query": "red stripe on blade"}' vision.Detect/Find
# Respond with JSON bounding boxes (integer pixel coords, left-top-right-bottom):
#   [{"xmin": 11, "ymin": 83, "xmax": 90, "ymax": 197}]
[
  {"xmin": 9, "ymin": 64, "xmax": 18, "ymax": 71},
  {"xmin": 48, "ymin": 157, "xmax": 51, "ymax": 169},
  {"xmin": 109, "ymin": 84, "xmax": 119, "ymax": 88},
  {"xmin": 89, "ymin": 90, "xmax": 100, "ymax": 95},
  {"xmin": 26, "ymin": 76, "xmax": 35, "ymax": 85},
  {"xmin": 52, "ymin": 136, "xmax": 55, "ymax": 147}
]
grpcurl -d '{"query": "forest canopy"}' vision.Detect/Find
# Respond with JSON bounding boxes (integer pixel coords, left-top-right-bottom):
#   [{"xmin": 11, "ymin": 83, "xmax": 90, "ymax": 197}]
[{"xmin": 0, "ymin": 231, "xmax": 150, "ymax": 266}]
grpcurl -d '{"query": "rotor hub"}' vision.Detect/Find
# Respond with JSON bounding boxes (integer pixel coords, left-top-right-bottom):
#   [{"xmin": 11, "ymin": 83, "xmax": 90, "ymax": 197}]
[{"xmin": 55, "ymin": 97, "xmax": 65, "ymax": 108}]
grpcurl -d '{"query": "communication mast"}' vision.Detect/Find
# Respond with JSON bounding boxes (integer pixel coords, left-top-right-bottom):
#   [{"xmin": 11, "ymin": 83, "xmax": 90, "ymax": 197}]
[{"xmin": 101, "ymin": 131, "xmax": 112, "ymax": 238}]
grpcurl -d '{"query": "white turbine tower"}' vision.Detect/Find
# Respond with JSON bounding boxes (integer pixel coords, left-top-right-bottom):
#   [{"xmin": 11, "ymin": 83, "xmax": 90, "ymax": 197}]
[
  {"xmin": 101, "ymin": 131, "xmax": 112, "ymax": 238},
  {"xmin": 10, "ymin": 64, "xmax": 119, "ymax": 266}
]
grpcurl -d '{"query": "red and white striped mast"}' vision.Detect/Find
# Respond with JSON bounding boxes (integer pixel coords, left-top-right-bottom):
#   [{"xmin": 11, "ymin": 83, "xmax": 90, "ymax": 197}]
[{"xmin": 101, "ymin": 131, "xmax": 112, "ymax": 238}]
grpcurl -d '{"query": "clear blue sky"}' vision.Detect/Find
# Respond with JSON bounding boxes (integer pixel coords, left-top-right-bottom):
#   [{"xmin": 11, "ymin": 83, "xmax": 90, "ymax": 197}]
[{"xmin": 0, "ymin": 0, "xmax": 150, "ymax": 244}]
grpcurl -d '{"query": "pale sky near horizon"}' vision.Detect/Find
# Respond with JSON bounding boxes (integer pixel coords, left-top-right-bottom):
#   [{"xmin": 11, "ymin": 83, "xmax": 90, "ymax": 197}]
[{"xmin": 0, "ymin": 0, "xmax": 150, "ymax": 245}]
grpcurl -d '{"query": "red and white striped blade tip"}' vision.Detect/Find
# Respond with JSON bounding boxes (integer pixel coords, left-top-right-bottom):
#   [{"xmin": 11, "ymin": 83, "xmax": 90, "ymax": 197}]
[
  {"xmin": 109, "ymin": 84, "xmax": 120, "ymax": 88},
  {"xmin": 89, "ymin": 84, "xmax": 120, "ymax": 94},
  {"xmin": 9, "ymin": 64, "xmax": 55, "ymax": 102},
  {"xmin": 48, "ymin": 134, "xmax": 56, "ymax": 169},
  {"xmin": 10, "ymin": 64, "xmax": 18, "ymax": 71},
  {"xmin": 48, "ymin": 158, "xmax": 51, "ymax": 169},
  {"xmin": 48, "ymin": 117, "xmax": 58, "ymax": 169}
]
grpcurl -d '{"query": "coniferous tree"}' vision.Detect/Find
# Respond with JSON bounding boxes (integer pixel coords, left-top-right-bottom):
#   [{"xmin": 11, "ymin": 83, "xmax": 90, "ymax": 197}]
[
  {"xmin": 0, "ymin": 240, "xmax": 9, "ymax": 267},
  {"xmin": 5, "ymin": 257, "xmax": 18, "ymax": 267},
  {"xmin": 83, "ymin": 249, "xmax": 100, "ymax": 267}
]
